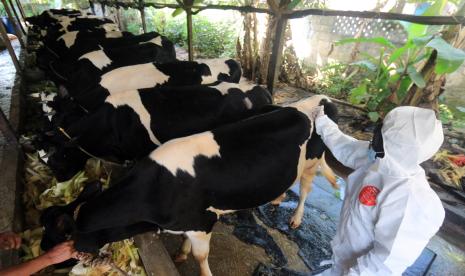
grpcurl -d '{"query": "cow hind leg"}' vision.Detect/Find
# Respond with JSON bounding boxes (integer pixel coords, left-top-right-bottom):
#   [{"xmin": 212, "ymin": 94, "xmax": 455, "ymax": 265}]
[
  {"xmin": 174, "ymin": 235, "xmax": 192, "ymax": 263},
  {"xmin": 185, "ymin": 231, "xmax": 212, "ymax": 276},
  {"xmin": 270, "ymin": 192, "xmax": 287, "ymax": 205},
  {"xmin": 320, "ymin": 152, "xmax": 339, "ymax": 190},
  {"xmin": 290, "ymin": 162, "xmax": 318, "ymax": 229}
]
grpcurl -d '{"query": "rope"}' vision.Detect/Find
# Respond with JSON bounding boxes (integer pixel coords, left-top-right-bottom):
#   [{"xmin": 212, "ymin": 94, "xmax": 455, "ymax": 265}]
[{"xmin": 58, "ymin": 127, "xmax": 133, "ymax": 168}]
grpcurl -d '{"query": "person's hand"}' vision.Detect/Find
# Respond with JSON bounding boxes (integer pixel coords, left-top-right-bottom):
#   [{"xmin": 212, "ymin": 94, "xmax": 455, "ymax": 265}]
[
  {"xmin": 309, "ymin": 105, "xmax": 325, "ymax": 122},
  {"xmin": 42, "ymin": 241, "xmax": 77, "ymax": 265},
  {"xmin": 0, "ymin": 231, "xmax": 21, "ymax": 250}
]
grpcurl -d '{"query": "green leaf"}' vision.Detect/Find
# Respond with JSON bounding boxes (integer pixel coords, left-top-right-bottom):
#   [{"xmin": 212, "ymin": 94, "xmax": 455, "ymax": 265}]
[
  {"xmin": 406, "ymin": 24, "xmax": 427, "ymax": 40},
  {"xmin": 172, "ymin": 8, "xmax": 184, "ymax": 17},
  {"xmin": 397, "ymin": 77, "xmax": 413, "ymax": 101},
  {"xmin": 426, "ymin": 37, "xmax": 465, "ymax": 74},
  {"xmin": 403, "ymin": 0, "xmax": 446, "ymax": 39},
  {"xmin": 349, "ymin": 83, "xmax": 367, "ymax": 104},
  {"xmin": 368, "ymin": 112, "xmax": 380, "ymax": 122},
  {"xmin": 193, "ymin": 0, "xmax": 203, "ymax": 4},
  {"xmin": 412, "ymin": 51, "xmax": 431, "ymax": 64},
  {"xmin": 335, "ymin": 37, "xmax": 395, "ymax": 48},
  {"xmin": 412, "ymin": 35, "xmax": 434, "ymax": 47},
  {"xmin": 288, "ymin": 0, "xmax": 301, "ymax": 9},
  {"xmin": 350, "ymin": 60, "xmax": 377, "ymax": 71},
  {"xmin": 367, "ymin": 100, "xmax": 378, "ymax": 111},
  {"xmin": 407, "ymin": 65, "xmax": 426, "ymax": 88},
  {"xmin": 387, "ymin": 45, "xmax": 409, "ymax": 65}
]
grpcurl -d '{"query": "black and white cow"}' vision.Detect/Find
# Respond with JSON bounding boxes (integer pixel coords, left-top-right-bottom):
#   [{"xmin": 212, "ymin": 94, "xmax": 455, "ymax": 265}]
[
  {"xmin": 38, "ymin": 31, "xmax": 173, "ymax": 75},
  {"xmin": 26, "ymin": 9, "xmax": 83, "ymax": 30},
  {"xmin": 41, "ymin": 15, "xmax": 116, "ymax": 38},
  {"xmin": 64, "ymin": 59, "xmax": 241, "ymax": 111},
  {"xmin": 46, "ymin": 82, "xmax": 272, "ymax": 181},
  {"xmin": 41, "ymin": 95, "xmax": 338, "ymax": 276},
  {"xmin": 43, "ymin": 28, "xmax": 129, "ymax": 59},
  {"xmin": 49, "ymin": 38, "xmax": 177, "ymax": 85}
]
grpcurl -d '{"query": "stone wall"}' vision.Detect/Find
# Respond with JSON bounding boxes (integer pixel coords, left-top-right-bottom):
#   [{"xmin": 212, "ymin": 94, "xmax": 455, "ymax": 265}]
[
  {"xmin": 299, "ymin": 15, "xmax": 407, "ymax": 67},
  {"xmin": 298, "ymin": 15, "xmax": 465, "ymax": 115}
]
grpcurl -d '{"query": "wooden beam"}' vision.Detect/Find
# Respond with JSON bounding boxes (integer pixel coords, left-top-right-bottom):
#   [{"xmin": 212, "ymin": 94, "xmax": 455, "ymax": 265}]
[
  {"xmin": 1, "ymin": 0, "xmax": 25, "ymax": 48},
  {"xmin": 285, "ymin": 9, "xmax": 465, "ymax": 25},
  {"xmin": 266, "ymin": 16, "xmax": 287, "ymax": 94},
  {"xmin": 95, "ymin": 1, "xmax": 465, "ymax": 26},
  {"xmin": 191, "ymin": 4, "xmax": 272, "ymax": 15},
  {"xmin": 0, "ymin": 108, "xmax": 18, "ymax": 146},
  {"xmin": 0, "ymin": 16, "xmax": 21, "ymax": 72},
  {"xmin": 134, "ymin": 233, "xmax": 180, "ymax": 276}
]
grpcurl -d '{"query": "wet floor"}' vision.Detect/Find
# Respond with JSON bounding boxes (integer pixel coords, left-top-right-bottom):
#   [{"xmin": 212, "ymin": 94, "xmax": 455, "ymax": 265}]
[
  {"xmin": 0, "ymin": 39, "xmax": 20, "ymax": 164},
  {"xmin": 0, "ymin": 39, "xmax": 20, "ymax": 120}
]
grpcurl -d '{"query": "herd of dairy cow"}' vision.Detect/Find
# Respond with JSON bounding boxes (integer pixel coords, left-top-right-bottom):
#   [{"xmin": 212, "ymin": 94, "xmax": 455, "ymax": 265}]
[{"xmin": 26, "ymin": 8, "xmax": 340, "ymax": 276}]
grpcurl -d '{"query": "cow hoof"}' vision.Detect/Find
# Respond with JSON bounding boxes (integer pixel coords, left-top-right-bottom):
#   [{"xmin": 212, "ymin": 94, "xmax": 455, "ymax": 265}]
[
  {"xmin": 289, "ymin": 216, "xmax": 302, "ymax": 229},
  {"xmin": 174, "ymin": 253, "xmax": 188, "ymax": 263}
]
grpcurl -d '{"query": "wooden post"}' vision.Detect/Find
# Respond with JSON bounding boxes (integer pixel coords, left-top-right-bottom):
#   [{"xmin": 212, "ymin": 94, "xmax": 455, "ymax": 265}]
[
  {"xmin": 186, "ymin": 8, "xmax": 193, "ymax": 61},
  {"xmin": 266, "ymin": 16, "xmax": 286, "ymax": 94},
  {"xmin": 137, "ymin": 0, "xmax": 147, "ymax": 33},
  {"xmin": 0, "ymin": 16, "xmax": 21, "ymax": 72},
  {"xmin": 89, "ymin": 0, "xmax": 96, "ymax": 15},
  {"xmin": 1, "ymin": 0, "xmax": 25, "ymax": 48},
  {"xmin": 14, "ymin": 0, "xmax": 27, "ymax": 21},
  {"xmin": 101, "ymin": 3, "xmax": 106, "ymax": 17},
  {"xmin": 7, "ymin": 0, "xmax": 26, "ymax": 35},
  {"xmin": 116, "ymin": 7, "xmax": 123, "ymax": 31},
  {"xmin": 140, "ymin": 7, "xmax": 147, "ymax": 33}
]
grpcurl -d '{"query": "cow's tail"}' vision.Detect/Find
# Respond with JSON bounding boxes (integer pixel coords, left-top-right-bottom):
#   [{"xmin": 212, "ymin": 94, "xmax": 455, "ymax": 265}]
[{"xmin": 320, "ymin": 152, "xmax": 339, "ymax": 190}]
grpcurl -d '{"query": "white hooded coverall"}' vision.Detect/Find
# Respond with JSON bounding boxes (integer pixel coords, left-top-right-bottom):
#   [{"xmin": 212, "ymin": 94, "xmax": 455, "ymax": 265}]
[{"xmin": 315, "ymin": 106, "xmax": 445, "ymax": 276}]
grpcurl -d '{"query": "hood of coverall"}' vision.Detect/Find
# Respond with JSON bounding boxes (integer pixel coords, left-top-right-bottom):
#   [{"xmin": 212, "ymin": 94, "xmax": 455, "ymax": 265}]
[{"xmin": 378, "ymin": 106, "xmax": 444, "ymax": 177}]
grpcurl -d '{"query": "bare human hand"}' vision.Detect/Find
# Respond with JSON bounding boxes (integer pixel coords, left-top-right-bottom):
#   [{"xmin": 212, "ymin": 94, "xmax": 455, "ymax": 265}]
[
  {"xmin": 309, "ymin": 105, "xmax": 325, "ymax": 122},
  {"xmin": 43, "ymin": 241, "xmax": 78, "ymax": 265},
  {"xmin": 0, "ymin": 231, "xmax": 21, "ymax": 250}
]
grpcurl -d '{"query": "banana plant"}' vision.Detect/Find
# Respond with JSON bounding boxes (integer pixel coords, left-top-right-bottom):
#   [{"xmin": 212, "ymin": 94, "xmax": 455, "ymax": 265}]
[{"xmin": 335, "ymin": 0, "xmax": 465, "ymax": 122}]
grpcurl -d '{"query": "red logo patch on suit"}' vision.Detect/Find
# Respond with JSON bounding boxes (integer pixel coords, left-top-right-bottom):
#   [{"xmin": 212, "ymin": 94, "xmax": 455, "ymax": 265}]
[{"xmin": 359, "ymin": 185, "xmax": 380, "ymax": 206}]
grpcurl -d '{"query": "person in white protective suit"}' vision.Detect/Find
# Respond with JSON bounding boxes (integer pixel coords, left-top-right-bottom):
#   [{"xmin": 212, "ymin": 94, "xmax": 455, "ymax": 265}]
[{"xmin": 310, "ymin": 106, "xmax": 445, "ymax": 276}]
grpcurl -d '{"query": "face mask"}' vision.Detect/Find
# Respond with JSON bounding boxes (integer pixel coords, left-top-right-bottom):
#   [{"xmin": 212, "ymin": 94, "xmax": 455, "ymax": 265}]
[
  {"xmin": 368, "ymin": 148, "xmax": 377, "ymax": 162},
  {"xmin": 368, "ymin": 144, "xmax": 384, "ymax": 162}
]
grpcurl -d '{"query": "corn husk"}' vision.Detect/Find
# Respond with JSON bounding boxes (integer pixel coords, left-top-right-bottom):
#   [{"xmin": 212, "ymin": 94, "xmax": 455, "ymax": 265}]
[
  {"xmin": 433, "ymin": 150, "xmax": 465, "ymax": 189},
  {"xmin": 69, "ymin": 240, "xmax": 146, "ymax": 276},
  {"xmin": 22, "ymin": 150, "xmax": 145, "ymax": 275},
  {"xmin": 36, "ymin": 171, "xmax": 88, "ymax": 210},
  {"xmin": 20, "ymin": 227, "xmax": 44, "ymax": 261}
]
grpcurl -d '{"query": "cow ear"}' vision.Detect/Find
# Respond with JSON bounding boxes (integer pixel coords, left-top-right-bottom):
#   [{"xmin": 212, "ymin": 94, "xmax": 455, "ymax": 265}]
[{"xmin": 198, "ymin": 63, "xmax": 212, "ymax": 76}]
